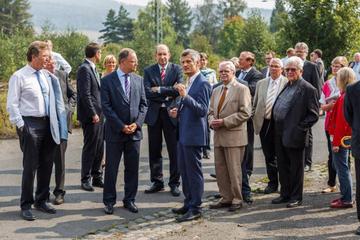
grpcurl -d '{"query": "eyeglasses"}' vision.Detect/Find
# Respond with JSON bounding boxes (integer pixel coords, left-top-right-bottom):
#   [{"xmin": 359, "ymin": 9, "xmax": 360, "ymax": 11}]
[
  {"xmin": 219, "ymin": 70, "xmax": 231, "ymax": 73},
  {"xmin": 270, "ymin": 65, "xmax": 281, "ymax": 69},
  {"xmin": 331, "ymin": 65, "xmax": 342, "ymax": 69},
  {"xmin": 284, "ymin": 68, "xmax": 298, "ymax": 72}
]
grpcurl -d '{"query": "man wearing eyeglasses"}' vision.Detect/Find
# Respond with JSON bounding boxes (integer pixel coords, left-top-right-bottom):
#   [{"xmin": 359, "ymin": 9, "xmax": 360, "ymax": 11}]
[
  {"xmin": 253, "ymin": 58, "xmax": 288, "ymax": 194},
  {"xmin": 271, "ymin": 56, "xmax": 319, "ymax": 208}
]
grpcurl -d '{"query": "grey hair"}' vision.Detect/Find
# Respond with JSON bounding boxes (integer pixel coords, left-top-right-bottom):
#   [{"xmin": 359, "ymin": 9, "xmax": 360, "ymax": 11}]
[
  {"xmin": 269, "ymin": 58, "xmax": 283, "ymax": 68},
  {"xmin": 285, "ymin": 56, "xmax": 304, "ymax": 70},
  {"xmin": 155, "ymin": 44, "xmax": 170, "ymax": 54},
  {"xmin": 295, "ymin": 42, "xmax": 309, "ymax": 53},
  {"xmin": 180, "ymin": 49, "xmax": 200, "ymax": 62},
  {"xmin": 354, "ymin": 52, "xmax": 360, "ymax": 58},
  {"xmin": 219, "ymin": 61, "xmax": 236, "ymax": 73}
]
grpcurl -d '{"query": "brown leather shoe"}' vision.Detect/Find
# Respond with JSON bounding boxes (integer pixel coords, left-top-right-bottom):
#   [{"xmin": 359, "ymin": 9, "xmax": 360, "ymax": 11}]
[
  {"xmin": 228, "ymin": 203, "xmax": 243, "ymax": 212},
  {"xmin": 209, "ymin": 201, "xmax": 232, "ymax": 209}
]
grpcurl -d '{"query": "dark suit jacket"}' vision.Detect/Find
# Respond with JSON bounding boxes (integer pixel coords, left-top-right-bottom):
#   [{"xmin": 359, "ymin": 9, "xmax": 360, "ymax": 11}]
[
  {"xmin": 101, "ymin": 71, "xmax": 148, "ymax": 143},
  {"xmin": 178, "ymin": 73, "xmax": 211, "ymax": 146},
  {"xmin": 274, "ymin": 78, "xmax": 319, "ymax": 148},
  {"xmin": 55, "ymin": 69, "xmax": 76, "ymax": 133},
  {"xmin": 240, "ymin": 67, "xmax": 264, "ymax": 97},
  {"xmin": 260, "ymin": 67, "xmax": 269, "ymax": 78},
  {"xmin": 76, "ymin": 60, "xmax": 102, "ymax": 124},
  {"xmin": 344, "ymin": 81, "xmax": 360, "ymax": 158},
  {"xmin": 143, "ymin": 63, "xmax": 183, "ymax": 126},
  {"xmin": 302, "ymin": 60, "xmax": 322, "ymax": 97}
]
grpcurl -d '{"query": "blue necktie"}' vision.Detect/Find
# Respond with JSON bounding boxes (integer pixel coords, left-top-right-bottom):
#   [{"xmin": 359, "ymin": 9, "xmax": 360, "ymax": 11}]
[
  {"xmin": 124, "ymin": 74, "xmax": 130, "ymax": 99},
  {"xmin": 35, "ymin": 71, "xmax": 49, "ymax": 116}
]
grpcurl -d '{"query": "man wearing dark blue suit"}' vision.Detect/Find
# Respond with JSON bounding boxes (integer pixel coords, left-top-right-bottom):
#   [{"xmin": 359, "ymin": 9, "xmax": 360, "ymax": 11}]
[
  {"xmin": 169, "ymin": 49, "xmax": 211, "ymax": 222},
  {"xmin": 143, "ymin": 44, "xmax": 183, "ymax": 196},
  {"xmin": 101, "ymin": 48, "xmax": 148, "ymax": 214}
]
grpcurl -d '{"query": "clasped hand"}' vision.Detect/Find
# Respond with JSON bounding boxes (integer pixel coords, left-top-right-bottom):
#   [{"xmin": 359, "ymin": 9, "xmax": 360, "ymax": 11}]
[
  {"xmin": 122, "ymin": 123, "xmax": 137, "ymax": 135},
  {"xmin": 210, "ymin": 119, "xmax": 224, "ymax": 130}
]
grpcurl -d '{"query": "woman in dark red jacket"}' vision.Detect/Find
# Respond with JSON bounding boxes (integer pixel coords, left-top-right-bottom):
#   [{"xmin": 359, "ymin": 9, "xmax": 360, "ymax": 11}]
[{"xmin": 328, "ymin": 67, "xmax": 356, "ymax": 208}]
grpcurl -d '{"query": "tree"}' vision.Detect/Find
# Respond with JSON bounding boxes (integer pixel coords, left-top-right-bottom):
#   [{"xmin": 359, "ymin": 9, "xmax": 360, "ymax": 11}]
[
  {"xmin": 193, "ymin": 0, "xmax": 221, "ymax": 46},
  {"xmin": 217, "ymin": 16, "xmax": 245, "ymax": 58},
  {"xmin": 218, "ymin": 0, "xmax": 247, "ymax": 19},
  {"xmin": 166, "ymin": 0, "xmax": 193, "ymax": 47},
  {"xmin": 269, "ymin": 0, "xmax": 286, "ymax": 33},
  {"xmin": 99, "ymin": 5, "xmax": 134, "ymax": 44},
  {"xmin": 279, "ymin": 0, "xmax": 360, "ymax": 65},
  {"xmin": 238, "ymin": 11, "xmax": 275, "ymax": 67},
  {"xmin": 0, "ymin": 0, "xmax": 33, "ymax": 35}
]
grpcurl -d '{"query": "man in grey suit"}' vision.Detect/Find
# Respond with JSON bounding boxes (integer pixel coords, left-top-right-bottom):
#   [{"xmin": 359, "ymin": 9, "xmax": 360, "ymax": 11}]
[
  {"xmin": 253, "ymin": 58, "xmax": 287, "ymax": 194},
  {"xmin": 7, "ymin": 41, "xmax": 68, "ymax": 220},
  {"xmin": 45, "ymin": 56, "xmax": 76, "ymax": 205}
]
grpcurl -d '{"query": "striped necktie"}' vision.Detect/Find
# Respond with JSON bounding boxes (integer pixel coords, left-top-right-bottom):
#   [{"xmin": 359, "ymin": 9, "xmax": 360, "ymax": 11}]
[
  {"xmin": 265, "ymin": 80, "xmax": 277, "ymax": 119},
  {"xmin": 124, "ymin": 73, "xmax": 130, "ymax": 99},
  {"xmin": 217, "ymin": 86, "xmax": 228, "ymax": 118},
  {"xmin": 160, "ymin": 66, "xmax": 165, "ymax": 84},
  {"xmin": 35, "ymin": 71, "xmax": 49, "ymax": 116}
]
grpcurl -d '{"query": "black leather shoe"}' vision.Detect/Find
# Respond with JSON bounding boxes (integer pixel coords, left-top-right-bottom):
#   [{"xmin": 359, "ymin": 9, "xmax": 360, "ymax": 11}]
[
  {"xmin": 286, "ymin": 200, "xmax": 302, "ymax": 208},
  {"xmin": 53, "ymin": 195, "xmax": 64, "ymax": 205},
  {"xmin": 104, "ymin": 205, "xmax": 114, "ymax": 214},
  {"xmin": 144, "ymin": 184, "xmax": 164, "ymax": 194},
  {"xmin": 176, "ymin": 210, "xmax": 202, "ymax": 223},
  {"xmin": 243, "ymin": 195, "xmax": 253, "ymax": 204},
  {"xmin": 213, "ymin": 193, "xmax": 222, "ymax": 199},
  {"xmin": 172, "ymin": 206, "xmax": 188, "ymax": 215},
  {"xmin": 203, "ymin": 152, "xmax": 210, "ymax": 159},
  {"xmin": 271, "ymin": 196, "xmax": 290, "ymax": 204},
  {"xmin": 355, "ymin": 226, "xmax": 360, "ymax": 235},
  {"xmin": 228, "ymin": 203, "xmax": 242, "ymax": 212},
  {"xmin": 92, "ymin": 180, "xmax": 104, "ymax": 188},
  {"xmin": 123, "ymin": 202, "xmax": 138, "ymax": 213},
  {"xmin": 21, "ymin": 209, "xmax": 36, "ymax": 221},
  {"xmin": 210, "ymin": 173, "xmax": 217, "ymax": 179},
  {"xmin": 264, "ymin": 186, "xmax": 278, "ymax": 194},
  {"xmin": 170, "ymin": 186, "xmax": 181, "ymax": 197},
  {"xmin": 304, "ymin": 164, "xmax": 312, "ymax": 172},
  {"xmin": 81, "ymin": 182, "xmax": 94, "ymax": 192},
  {"xmin": 34, "ymin": 202, "xmax": 56, "ymax": 214},
  {"xmin": 209, "ymin": 201, "xmax": 232, "ymax": 209}
]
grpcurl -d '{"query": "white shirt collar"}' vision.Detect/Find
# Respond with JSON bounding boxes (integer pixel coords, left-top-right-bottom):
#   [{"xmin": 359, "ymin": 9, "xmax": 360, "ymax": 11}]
[
  {"xmin": 85, "ymin": 58, "xmax": 96, "ymax": 69},
  {"xmin": 158, "ymin": 63, "xmax": 168, "ymax": 71}
]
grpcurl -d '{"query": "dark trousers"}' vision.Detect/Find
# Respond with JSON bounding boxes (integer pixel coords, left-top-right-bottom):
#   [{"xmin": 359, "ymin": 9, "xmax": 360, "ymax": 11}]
[
  {"xmin": 202, "ymin": 121, "xmax": 211, "ymax": 154},
  {"xmin": 103, "ymin": 140, "xmax": 140, "ymax": 206},
  {"xmin": 275, "ymin": 134, "xmax": 305, "ymax": 201},
  {"xmin": 259, "ymin": 119, "xmax": 278, "ymax": 189},
  {"xmin": 177, "ymin": 142, "xmax": 203, "ymax": 212},
  {"xmin": 148, "ymin": 108, "xmax": 179, "ymax": 187},
  {"xmin": 325, "ymin": 130, "xmax": 336, "ymax": 187},
  {"xmin": 241, "ymin": 119, "xmax": 254, "ymax": 197},
  {"xmin": 53, "ymin": 140, "xmax": 67, "ymax": 196},
  {"xmin": 18, "ymin": 117, "xmax": 57, "ymax": 210},
  {"xmin": 305, "ymin": 128, "xmax": 313, "ymax": 166},
  {"xmin": 81, "ymin": 121, "xmax": 104, "ymax": 183},
  {"xmin": 354, "ymin": 157, "xmax": 360, "ymax": 221}
]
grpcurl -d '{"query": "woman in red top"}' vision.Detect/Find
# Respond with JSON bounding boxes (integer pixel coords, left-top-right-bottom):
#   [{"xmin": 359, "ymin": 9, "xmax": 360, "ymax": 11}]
[{"xmin": 328, "ymin": 67, "xmax": 356, "ymax": 208}]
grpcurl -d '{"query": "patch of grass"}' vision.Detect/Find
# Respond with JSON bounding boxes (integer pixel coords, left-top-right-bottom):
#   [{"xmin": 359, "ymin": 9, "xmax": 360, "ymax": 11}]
[{"xmin": 0, "ymin": 89, "xmax": 16, "ymax": 138}]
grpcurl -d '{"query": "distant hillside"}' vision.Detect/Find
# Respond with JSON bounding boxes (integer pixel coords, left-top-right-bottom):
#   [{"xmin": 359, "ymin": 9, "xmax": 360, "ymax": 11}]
[{"xmin": 28, "ymin": 0, "xmax": 272, "ymax": 40}]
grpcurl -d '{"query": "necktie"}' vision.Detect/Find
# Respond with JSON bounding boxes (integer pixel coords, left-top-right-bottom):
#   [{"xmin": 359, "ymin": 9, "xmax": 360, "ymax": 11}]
[
  {"xmin": 239, "ymin": 71, "xmax": 247, "ymax": 80},
  {"xmin": 217, "ymin": 86, "xmax": 228, "ymax": 118},
  {"xmin": 124, "ymin": 73, "xmax": 130, "ymax": 99},
  {"xmin": 160, "ymin": 66, "xmax": 165, "ymax": 84},
  {"xmin": 35, "ymin": 71, "xmax": 49, "ymax": 116},
  {"xmin": 265, "ymin": 80, "xmax": 277, "ymax": 119}
]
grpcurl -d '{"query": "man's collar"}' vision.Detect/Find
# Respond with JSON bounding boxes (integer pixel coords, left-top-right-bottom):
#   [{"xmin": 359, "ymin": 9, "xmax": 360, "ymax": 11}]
[
  {"xmin": 85, "ymin": 58, "xmax": 95, "ymax": 69},
  {"xmin": 158, "ymin": 63, "xmax": 168, "ymax": 70},
  {"xmin": 242, "ymin": 67, "xmax": 252, "ymax": 73}
]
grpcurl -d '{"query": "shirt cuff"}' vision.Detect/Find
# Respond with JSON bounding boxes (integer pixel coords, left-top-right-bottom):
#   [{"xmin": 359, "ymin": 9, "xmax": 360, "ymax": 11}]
[{"xmin": 16, "ymin": 119, "xmax": 24, "ymax": 128}]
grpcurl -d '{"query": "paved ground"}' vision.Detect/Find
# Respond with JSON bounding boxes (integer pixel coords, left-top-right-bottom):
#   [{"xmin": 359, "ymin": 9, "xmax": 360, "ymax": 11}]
[{"xmin": 1, "ymin": 117, "xmax": 359, "ymax": 239}]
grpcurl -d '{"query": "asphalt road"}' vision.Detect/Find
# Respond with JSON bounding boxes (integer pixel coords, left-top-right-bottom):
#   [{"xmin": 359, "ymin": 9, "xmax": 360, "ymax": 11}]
[{"xmin": 0, "ymin": 118, "xmax": 328, "ymax": 239}]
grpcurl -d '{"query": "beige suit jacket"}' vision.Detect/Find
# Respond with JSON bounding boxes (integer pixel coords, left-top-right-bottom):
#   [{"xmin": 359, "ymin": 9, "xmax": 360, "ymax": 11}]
[
  {"xmin": 253, "ymin": 75, "xmax": 288, "ymax": 135},
  {"xmin": 208, "ymin": 79, "xmax": 252, "ymax": 147}
]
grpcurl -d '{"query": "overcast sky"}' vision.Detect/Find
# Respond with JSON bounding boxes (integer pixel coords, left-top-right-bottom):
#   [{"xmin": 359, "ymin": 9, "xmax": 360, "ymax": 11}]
[{"xmin": 116, "ymin": 0, "xmax": 275, "ymax": 9}]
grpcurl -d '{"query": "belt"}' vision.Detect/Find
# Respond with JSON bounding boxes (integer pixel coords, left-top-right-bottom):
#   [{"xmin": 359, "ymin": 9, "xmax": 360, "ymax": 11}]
[{"xmin": 22, "ymin": 116, "xmax": 49, "ymax": 121}]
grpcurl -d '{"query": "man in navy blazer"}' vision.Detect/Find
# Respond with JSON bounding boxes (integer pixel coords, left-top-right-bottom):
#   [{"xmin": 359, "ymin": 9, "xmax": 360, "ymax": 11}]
[
  {"xmin": 101, "ymin": 48, "xmax": 148, "ymax": 214},
  {"xmin": 169, "ymin": 49, "xmax": 211, "ymax": 222},
  {"xmin": 143, "ymin": 44, "xmax": 183, "ymax": 196},
  {"xmin": 77, "ymin": 43, "xmax": 104, "ymax": 192}
]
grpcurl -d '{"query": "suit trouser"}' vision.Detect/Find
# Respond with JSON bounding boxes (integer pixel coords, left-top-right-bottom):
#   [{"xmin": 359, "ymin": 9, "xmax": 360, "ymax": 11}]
[
  {"xmin": 53, "ymin": 140, "xmax": 67, "ymax": 196},
  {"xmin": 354, "ymin": 157, "xmax": 360, "ymax": 221},
  {"xmin": 177, "ymin": 142, "xmax": 203, "ymax": 212},
  {"xmin": 148, "ymin": 108, "xmax": 179, "ymax": 187},
  {"xmin": 81, "ymin": 121, "xmax": 104, "ymax": 183},
  {"xmin": 275, "ymin": 134, "xmax": 304, "ymax": 201},
  {"xmin": 18, "ymin": 117, "xmax": 56, "ymax": 210},
  {"xmin": 214, "ymin": 146, "xmax": 245, "ymax": 204},
  {"xmin": 305, "ymin": 128, "xmax": 313, "ymax": 166},
  {"xmin": 242, "ymin": 119, "xmax": 254, "ymax": 197},
  {"xmin": 325, "ymin": 130, "xmax": 337, "ymax": 187},
  {"xmin": 103, "ymin": 140, "xmax": 140, "ymax": 206},
  {"xmin": 259, "ymin": 119, "xmax": 278, "ymax": 189}
]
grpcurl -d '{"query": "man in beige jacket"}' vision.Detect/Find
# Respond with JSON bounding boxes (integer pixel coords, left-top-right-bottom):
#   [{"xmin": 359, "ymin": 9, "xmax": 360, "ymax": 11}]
[
  {"xmin": 253, "ymin": 58, "xmax": 288, "ymax": 194},
  {"xmin": 208, "ymin": 61, "xmax": 252, "ymax": 211}
]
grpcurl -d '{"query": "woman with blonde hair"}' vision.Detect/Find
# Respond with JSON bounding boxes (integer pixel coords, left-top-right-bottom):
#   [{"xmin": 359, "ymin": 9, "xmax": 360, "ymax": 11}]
[
  {"xmin": 102, "ymin": 54, "xmax": 117, "ymax": 77},
  {"xmin": 328, "ymin": 67, "xmax": 356, "ymax": 208},
  {"xmin": 320, "ymin": 56, "xmax": 348, "ymax": 194}
]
